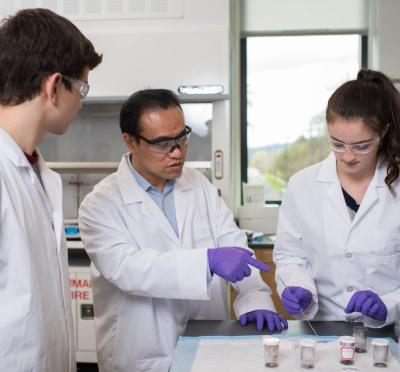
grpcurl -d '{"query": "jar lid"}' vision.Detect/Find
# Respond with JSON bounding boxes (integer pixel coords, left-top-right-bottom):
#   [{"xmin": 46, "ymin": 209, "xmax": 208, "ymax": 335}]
[
  {"xmin": 339, "ymin": 336, "xmax": 355, "ymax": 345},
  {"xmin": 263, "ymin": 337, "xmax": 280, "ymax": 345},
  {"xmin": 300, "ymin": 339, "xmax": 317, "ymax": 347},
  {"xmin": 371, "ymin": 338, "xmax": 389, "ymax": 346}
]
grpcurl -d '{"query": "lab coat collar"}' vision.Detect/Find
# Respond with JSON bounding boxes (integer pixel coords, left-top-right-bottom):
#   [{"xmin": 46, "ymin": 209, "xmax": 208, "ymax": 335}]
[
  {"xmin": 36, "ymin": 150, "xmax": 63, "ymax": 250},
  {"xmin": 0, "ymin": 128, "xmax": 33, "ymax": 168},
  {"xmin": 117, "ymin": 153, "xmax": 191, "ymax": 244},
  {"xmin": 316, "ymin": 152, "xmax": 388, "ymax": 227},
  {"xmin": 117, "ymin": 153, "xmax": 192, "ymax": 205},
  {"xmin": 0, "ymin": 128, "xmax": 63, "ymax": 251},
  {"xmin": 117, "ymin": 155, "xmax": 143, "ymax": 204}
]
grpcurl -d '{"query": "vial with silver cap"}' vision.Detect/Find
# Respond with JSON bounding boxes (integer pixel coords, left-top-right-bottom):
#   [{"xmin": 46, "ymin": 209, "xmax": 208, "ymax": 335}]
[
  {"xmin": 372, "ymin": 338, "xmax": 389, "ymax": 367},
  {"xmin": 263, "ymin": 337, "xmax": 280, "ymax": 368},
  {"xmin": 300, "ymin": 338, "xmax": 317, "ymax": 369}
]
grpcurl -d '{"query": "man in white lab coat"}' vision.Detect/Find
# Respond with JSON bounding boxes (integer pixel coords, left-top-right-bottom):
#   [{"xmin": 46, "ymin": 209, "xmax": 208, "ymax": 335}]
[
  {"xmin": 273, "ymin": 69, "xmax": 400, "ymax": 328},
  {"xmin": 79, "ymin": 89, "xmax": 287, "ymax": 372},
  {"xmin": 0, "ymin": 9, "xmax": 102, "ymax": 372}
]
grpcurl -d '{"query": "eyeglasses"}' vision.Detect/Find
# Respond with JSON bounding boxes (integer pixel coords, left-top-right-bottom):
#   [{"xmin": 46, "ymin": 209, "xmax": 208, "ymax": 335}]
[
  {"xmin": 136, "ymin": 126, "xmax": 192, "ymax": 154},
  {"xmin": 328, "ymin": 137, "xmax": 380, "ymax": 155},
  {"xmin": 62, "ymin": 75, "xmax": 90, "ymax": 100}
]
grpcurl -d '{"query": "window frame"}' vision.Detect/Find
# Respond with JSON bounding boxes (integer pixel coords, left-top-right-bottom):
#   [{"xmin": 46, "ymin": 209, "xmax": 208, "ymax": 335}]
[{"xmin": 240, "ymin": 32, "xmax": 368, "ymax": 204}]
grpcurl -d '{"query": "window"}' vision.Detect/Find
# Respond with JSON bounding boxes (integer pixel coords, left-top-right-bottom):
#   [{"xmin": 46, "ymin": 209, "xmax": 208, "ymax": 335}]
[{"xmin": 242, "ymin": 34, "xmax": 364, "ymax": 202}]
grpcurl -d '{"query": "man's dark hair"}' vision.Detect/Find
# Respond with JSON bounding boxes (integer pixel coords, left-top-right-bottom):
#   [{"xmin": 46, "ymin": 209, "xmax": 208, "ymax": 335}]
[
  {"xmin": 120, "ymin": 89, "xmax": 182, "ymax": 137},
  {"xmin": 0, "ymin": 8, "xmax": 103, "ymax": 105}
]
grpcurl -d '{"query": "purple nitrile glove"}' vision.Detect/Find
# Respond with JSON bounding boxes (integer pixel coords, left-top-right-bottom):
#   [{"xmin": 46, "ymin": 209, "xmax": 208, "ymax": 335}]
[
  {"xmin": 239, "ymin": 309, "xmax": 288, "ymax": 332},
  {"xmin": 345, "ymin": 290, "xmax": 388, "ymax": 321},
  {"xmin": 281, "ymin": 286, "xmax": 312, "ymax": 315},
  {"xmin": 207, "ymin": 247, "xmax": 269, "ymax": 283}
]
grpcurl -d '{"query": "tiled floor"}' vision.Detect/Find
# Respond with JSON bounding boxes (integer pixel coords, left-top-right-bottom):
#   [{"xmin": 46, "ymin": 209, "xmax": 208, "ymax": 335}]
[{"xmin": 77, "ymin": 363, "xmax": 98, "ymax": 372}]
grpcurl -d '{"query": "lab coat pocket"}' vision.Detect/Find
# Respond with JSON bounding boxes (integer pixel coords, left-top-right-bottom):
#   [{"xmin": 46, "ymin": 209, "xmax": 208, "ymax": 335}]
[
  {"xmin": 135, "ymin": 357, "xmax": 172, "ymax": 372},
  {"xmin": 366, "ymin": 239, "xmax": 400, "ymax": 294}
]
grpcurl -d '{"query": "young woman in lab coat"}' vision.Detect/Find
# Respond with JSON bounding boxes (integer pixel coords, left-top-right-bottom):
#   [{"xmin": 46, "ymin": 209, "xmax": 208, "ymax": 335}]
[
  {"xmin": 274, "ymin": 69, "xmax": 400, "ymax": 328},
  {"xmin": 0, "ymin": 9, "xmax": 102, "ymax": 371}
]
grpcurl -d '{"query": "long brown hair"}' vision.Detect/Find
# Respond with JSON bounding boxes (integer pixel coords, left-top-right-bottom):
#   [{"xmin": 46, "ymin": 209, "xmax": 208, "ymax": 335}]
[{"xmin": 326, "ymin": 69, "xmax": 400, "ymax": 196}]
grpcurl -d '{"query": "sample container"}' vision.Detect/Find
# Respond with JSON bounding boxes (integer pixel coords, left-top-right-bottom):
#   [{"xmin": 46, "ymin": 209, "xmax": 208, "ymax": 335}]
[
  {"xmin": 300, "ymin": 338, "xmax": 317, "ymax": 369},
  {"xmin": 339, "ymin": 336, "xmax": 355, "ymax": 365},
  {"xmin": 263, "ymin": 337, "xmax": 280, "ymax": 368},
  {"xmin": 353, "ymin": 326, "xmax": 367, "ymax": 353},
  {"xmin": 372, "ymin": 338, "xmax": 389, "ymax": 368}
]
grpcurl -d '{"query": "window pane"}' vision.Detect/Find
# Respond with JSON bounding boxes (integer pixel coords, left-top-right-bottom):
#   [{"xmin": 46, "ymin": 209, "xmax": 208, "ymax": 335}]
[{"xmin": 246, "ymin": 34, "xmax": 361, "ymax": 201}]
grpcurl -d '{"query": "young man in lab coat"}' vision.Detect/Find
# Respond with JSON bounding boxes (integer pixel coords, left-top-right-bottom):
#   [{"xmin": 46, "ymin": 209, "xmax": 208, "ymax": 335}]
[
  {"xmin": 79, "ymin": 89, "xmax": 288, "ymax": 372},
  {"xmin": 0, "ymin": 9, "xmax": 102, "ymax": 372}
]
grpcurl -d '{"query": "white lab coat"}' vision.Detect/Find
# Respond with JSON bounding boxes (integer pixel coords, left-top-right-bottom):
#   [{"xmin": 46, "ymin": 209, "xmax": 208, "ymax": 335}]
[
  {"xmin": 273, "ymin": 152, "xmax": 400, "ymax": 328},
  {"xmin": 79, "ymin": 154, "xmax": 274, "ymax": 372},
  {"xmin": 0, "ymin": 129, "xmax": 75, "ymax": 371}
]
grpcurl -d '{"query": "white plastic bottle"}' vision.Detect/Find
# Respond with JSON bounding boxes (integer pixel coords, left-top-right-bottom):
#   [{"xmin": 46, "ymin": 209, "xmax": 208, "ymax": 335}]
[{"xmin": 394, "ymin": 319, "xmax": 400, "ymax": 349}]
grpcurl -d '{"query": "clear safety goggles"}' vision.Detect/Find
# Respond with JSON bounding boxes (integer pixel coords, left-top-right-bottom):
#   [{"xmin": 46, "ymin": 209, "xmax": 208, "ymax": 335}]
[
  {"xmin": 328, "ymin": 137, "xmax": 380, "ymax": 155},
  {"xmin": 62, "ymin": 75, "xmax": 90, "ymax": 100},
  {"xmin": 136, "ymin": 125, "xmax": 192, "ymax": 154}
]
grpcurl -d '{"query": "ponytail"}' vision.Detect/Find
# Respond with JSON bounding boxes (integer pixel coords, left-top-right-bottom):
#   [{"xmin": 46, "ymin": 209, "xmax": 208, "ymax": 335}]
[{"xmin": 357, "ymin": 69, "xmax": 400, "ymax": 196}]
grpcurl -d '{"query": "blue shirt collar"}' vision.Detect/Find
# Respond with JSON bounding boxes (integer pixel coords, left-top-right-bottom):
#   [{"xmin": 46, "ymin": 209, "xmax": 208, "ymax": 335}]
[{"xmin": 125, "ymin": 153, "xmax": 175, "ymax": 194}]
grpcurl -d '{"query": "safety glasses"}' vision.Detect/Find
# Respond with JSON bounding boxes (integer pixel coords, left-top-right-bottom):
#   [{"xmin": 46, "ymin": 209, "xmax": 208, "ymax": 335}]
[
  {"xmin": 136, "ymin": 126, "xmax": 192, "ymax": 154},
  {"xmin": 328, "ymin": 137, "xmax": 380, "ymax": 155},
  {"xmin": 62, "ymin": 75, "xmax": 90, "ymax": 100}
]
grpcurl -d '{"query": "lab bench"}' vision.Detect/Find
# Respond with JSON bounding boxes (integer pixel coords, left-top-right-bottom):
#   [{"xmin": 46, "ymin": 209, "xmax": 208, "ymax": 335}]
[
  {"xmin": 174, "ymin": 320, "xmax": 398, "ymax": 371},
  {"xmin": 183, "ymin": 319, "xmax": 397, "ymax": 340}
]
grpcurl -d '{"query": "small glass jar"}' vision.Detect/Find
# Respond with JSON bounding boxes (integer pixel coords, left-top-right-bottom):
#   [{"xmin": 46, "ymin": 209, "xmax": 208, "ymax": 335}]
[
  {"xmin": 263, "ymin": 337, "xmax": 280, "ymax": 368},
  {"xmin": 372, "ymin": 338, "xmax": 389, "ymax": 368},
  {"xmin": 353, "ymin": 325, "xmax": 367, "ymax": 353},
  {"xmin": 300, "ymin": 338, "xmax": 317, "ymax": 369},
  {"xmin": 339, "ymin": 336, "xmax": 355, "ymax": 365}
]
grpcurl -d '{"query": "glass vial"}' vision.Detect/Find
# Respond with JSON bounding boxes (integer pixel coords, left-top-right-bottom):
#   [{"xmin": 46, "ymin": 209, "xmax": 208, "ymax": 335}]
[
  {"xmin": 300, "ymin": 338, "xmax": 317, "ymax": 369},
  {"xmin": 395, "ymin": 319, "xmax": 400, "ymax": 356},
  {"xmin": 353, "ymin": 325, "xmax": 367, "ymax": 353},
  {"xmin": 372, "ymin": 338, "xmax": 389, "ymax": 368},
  {"xmin": 263, "ymin": 337, "xmax": 280, "ymax": 368},
  {"xmin": 339, "ymin": 336, "xmax": 355, "ymax": 365}
]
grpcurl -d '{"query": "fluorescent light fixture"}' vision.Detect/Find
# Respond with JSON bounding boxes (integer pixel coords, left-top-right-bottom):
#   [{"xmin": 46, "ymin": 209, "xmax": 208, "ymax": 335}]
[{"xmin": 178, "ymin": 85, "xmax": 224, "ymax": 95}]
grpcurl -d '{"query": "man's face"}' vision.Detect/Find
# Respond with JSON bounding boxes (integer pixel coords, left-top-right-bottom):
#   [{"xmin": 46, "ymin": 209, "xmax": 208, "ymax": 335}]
[{"xmin": 125, "ymin": 106, "xmax": 188, "ymax": 190}]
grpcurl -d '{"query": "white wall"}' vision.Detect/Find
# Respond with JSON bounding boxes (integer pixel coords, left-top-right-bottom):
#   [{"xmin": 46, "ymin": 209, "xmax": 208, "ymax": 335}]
[{"xmin": 368, "ymin": 0, "xmax": 400, "ymax": 79}]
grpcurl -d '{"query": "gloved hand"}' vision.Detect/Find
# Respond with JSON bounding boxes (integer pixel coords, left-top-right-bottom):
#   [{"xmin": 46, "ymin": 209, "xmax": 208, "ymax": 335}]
[
  {"xmin": 239, "ymin": 309, "xmax": 288, "ymax": 332},
  {"xmin": 345, "ymin": 290, "xmax": 387, "ymax": 321},
  {"xmin": 207, "ymin": 247, "xmax": 269, "ymax": 283},
  {"xmin": 281, "ymin": 286, "xmax": 312, "ymax": 315}
]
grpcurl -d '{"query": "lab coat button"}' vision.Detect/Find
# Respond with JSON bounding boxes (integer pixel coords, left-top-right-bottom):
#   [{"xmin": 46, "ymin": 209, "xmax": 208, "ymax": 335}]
[
  {"xmin": 347, "ymin": 286, "xmax": 354, "ymax": 292},
  {"xmin": 345, "ymin": 252, "xmax": 352, "ymax": 258}
]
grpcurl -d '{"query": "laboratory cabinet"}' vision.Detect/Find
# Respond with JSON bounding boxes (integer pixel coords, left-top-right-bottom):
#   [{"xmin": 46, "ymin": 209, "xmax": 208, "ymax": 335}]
[
  {"xmin": 0, "ymin": 0, "xmax": 230, "ymax": 97},
  {"xmin": 69, "ymin": 253, "xmax": 97, "ymax": 363}
]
